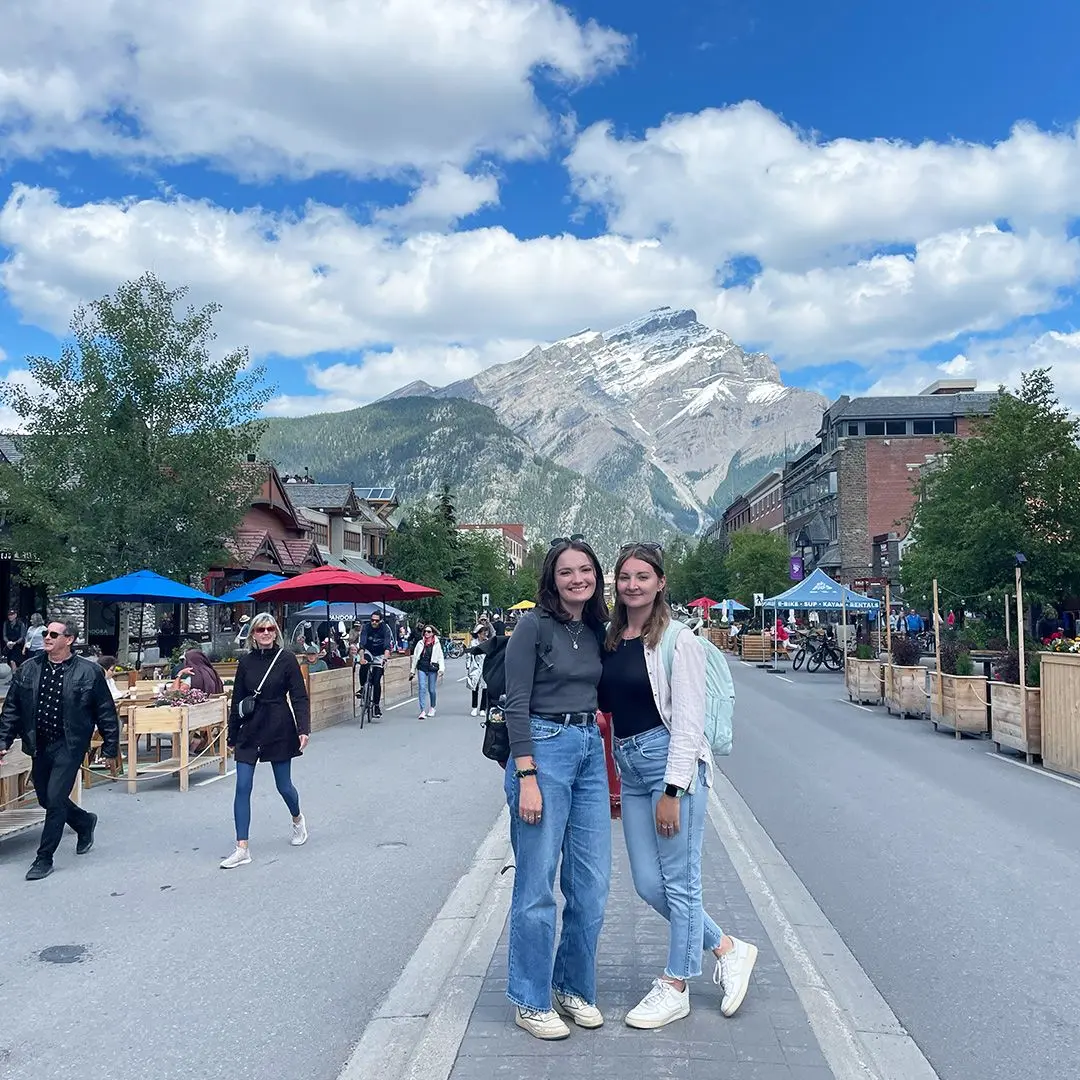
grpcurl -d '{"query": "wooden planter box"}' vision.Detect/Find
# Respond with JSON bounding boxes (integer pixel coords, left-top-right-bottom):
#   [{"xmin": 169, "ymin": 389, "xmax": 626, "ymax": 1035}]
[
  {"xmin": 213, "ymin": 661, "xmax": 240, "ymax": 682},
  {"xmin": 1040, "ymin": 652, "xmax": 1080, "ymax": 780},
  {"xmin": 740, "ymin": 633, "xmax": 770, "ymax": 663},
  {"xmin": 990, "ymin": 683, "xmax": 1042, "ymax": 762},
  {"xmin": 846, "ymin": 659, "xmax": 883, "ymax": 705},
  {"xmin": 931, "ymin": 673, "xmax": 989, "ymax": 737},
  {"xmin": 885, "ymin": 664, "xmax": 926, "ymax": 718},
  {"xmin": 127, "ymin": 697, "xmax": 228, "ymax": 792}
]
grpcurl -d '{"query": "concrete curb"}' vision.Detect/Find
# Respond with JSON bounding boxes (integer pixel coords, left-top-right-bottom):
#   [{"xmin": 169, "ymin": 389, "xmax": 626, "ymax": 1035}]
[
  {"xmin": 337, "ymin": 806, "xmax": 512, "ymax": 1080},
  {"xmin": 708, "ymin": 772, "xmax": 941, "ymax": 1080}
]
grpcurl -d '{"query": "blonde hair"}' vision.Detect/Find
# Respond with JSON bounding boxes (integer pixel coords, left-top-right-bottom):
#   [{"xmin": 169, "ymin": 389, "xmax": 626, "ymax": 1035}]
[
  {"xmin": 247, "ymin": 612, "xmax": 284, "ymax": 651},
  {"xmin": 605, "ymin": 544, "xmax": 671, "ymax": 652}
]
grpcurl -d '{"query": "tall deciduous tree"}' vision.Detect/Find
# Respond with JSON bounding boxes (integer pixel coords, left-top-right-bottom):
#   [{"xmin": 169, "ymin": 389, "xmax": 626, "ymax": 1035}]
[
  {"xmin": 724, "ymin": 530, "xmax": 790, "ymax": 607},
  {"xmin": 1, "ymin": 274, "xmax": 271, "ymax": 590},
  {"xmin": 902, "ymin": 370, "xmax": 1080, "ymax": 609}
]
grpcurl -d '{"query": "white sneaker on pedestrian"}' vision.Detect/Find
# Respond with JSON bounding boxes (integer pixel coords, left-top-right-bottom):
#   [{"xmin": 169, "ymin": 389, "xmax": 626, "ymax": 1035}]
[
  {"xmin": 426, "ymin": 708, "xmax": 436, "ymax": 717},
  {"xmin": 418, "ymin": 711, "xmax": 427, "ymax": 720},
  {"xmin": 624, "ymin": 978, "xmax": 690, "ymax": 1029},
  {"xmin": 714, "ymin": 937, "xmax": 758, "ymax": 1017},
  {"xmin": 515, "ymin": 1007, "xmax": 570, "ymax": 1040},
  {"xmin": 290, "ymin": 814, "xmax": 308, "ymax": 846},
  {"xmin": 554, "ymin": 991, "xmax": 604, "ymax": 1029},
  {"xmin": 470, "ymin": 707, "xmax": 479, "ymax": 717},
  {"xmin": 220, "ymin": 845, "xmax": 251, "ymax": 869}
]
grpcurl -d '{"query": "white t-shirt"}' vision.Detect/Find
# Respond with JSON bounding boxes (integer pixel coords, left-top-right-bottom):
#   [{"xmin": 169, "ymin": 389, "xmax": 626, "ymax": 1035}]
[{"xmin": 25, "ymin": 625, "xmax": 45, "ymax": 651}]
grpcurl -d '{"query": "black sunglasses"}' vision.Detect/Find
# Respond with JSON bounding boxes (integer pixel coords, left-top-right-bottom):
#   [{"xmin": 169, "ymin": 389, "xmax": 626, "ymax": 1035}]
[
  {"xmin": 619, "ymin": 541, "xmax": 664, "ymax": 556},
  {"xmin": 550, "ymin": 533, "xmax": 586, "ymax": 547},
  {"xmin": 43, "ymin": 630, "xmax": 70, "ymax": 639}
]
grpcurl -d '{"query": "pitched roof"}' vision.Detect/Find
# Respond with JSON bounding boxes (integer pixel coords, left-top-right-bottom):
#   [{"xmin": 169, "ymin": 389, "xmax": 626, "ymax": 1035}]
[
  {"xmin": 827, "ymin": 391, "xmax": 999, "ymax": 424},
  {"xmin": 284, "ymin": 483, "xmax": 356, "ymax": 510},
  {"xmin": 0, "ymin": 434, "xmax": 23, "ymax": 465}
]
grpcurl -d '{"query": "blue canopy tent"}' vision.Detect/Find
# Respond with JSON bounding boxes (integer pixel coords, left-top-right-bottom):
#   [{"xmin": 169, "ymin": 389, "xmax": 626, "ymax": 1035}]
[
  {"xmin": 215, "ymin": 574, "xmax": 287, "ymax": 605},
  {"xmin": 721, "ymin": 599, "xmax": 751, "ymax": 611},
  {"xmin": 61, "ymin": 569, "xmax": 224, "ymax": 669},
  {"xmin": 761, "ymin": 569, "xmax": 881, "ymax": 672}
]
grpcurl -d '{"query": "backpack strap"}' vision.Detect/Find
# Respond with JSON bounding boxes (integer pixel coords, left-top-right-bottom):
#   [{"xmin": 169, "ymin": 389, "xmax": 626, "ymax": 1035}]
[
  {"xmin": 659, "ymin": 620, "xmax": 688, "ymax": 678},
  {"xmin": 535, "ymin": 612, "xmax": 557, "ymax": 670}
]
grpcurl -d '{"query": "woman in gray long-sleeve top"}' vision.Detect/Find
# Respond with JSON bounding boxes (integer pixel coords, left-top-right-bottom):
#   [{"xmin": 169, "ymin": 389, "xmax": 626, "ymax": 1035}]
[{"xmin": 502, "ymin": 536, "xmax": 611, "ymax": 1041}]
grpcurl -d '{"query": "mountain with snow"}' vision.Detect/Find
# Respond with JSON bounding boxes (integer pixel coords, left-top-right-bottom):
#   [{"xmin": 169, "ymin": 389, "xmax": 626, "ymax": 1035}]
[{"xmin": 420, "ymin": 308, "xmax": 826, "ymax": 532}]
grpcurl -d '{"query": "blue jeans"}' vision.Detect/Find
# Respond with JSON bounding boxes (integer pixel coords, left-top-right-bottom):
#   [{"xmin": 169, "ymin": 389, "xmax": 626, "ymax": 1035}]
[
  {"xmin": 504, "ymin": 717, "xmax": 611, "ymax": 1012},
  {"xmin": 614, "ymin": 726, "xmax": 723, "ymax": 980},
  {"xmin": 417, "ymin": 670, "xmax": 438, "ymax": 711},
  {"xmin": 234, "ymin": 760, "xmax": 301, "ymax": 842}
]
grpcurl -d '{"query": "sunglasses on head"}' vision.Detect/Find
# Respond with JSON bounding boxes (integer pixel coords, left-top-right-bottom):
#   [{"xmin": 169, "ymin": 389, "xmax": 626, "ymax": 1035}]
[
  {"xmin": 619, "ymin": 541, "xmax": 664, "ymax": 557},
  {"xmin": 44, "ymin": 630, "xmax": 70, "ymax": 640},
  {"xmin": 550, "ymin": 533, "xmax": 586, "ymax": 547}
]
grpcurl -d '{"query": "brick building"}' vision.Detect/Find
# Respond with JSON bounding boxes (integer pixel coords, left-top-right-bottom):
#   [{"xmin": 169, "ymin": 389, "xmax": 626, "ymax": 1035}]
[
  {"xmin": 784, "ymin": 381, "xmax": 998, "ymax": 584},
  {"xmin": 720, "ymin": 494, "xmax": 750, "ymax": 536}
]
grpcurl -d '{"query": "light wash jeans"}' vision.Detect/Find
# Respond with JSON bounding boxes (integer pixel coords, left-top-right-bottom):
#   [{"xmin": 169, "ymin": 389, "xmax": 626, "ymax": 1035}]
[
  {"xmin": 504, "ymin": 717, "xmax": 611, "ymax": 1012},
  {"xmin": 416, "ymin": 670, "xmax": 438, "ymax": 711},
  {"xmin": 614, "ymin": 726, "xmax": 723, "ymax": 980}
]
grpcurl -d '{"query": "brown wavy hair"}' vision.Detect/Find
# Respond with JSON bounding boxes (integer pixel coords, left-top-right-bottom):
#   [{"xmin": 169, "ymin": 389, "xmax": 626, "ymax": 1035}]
[
  {"xmin": 537, "ymin": 539, "xmax": 608, "ymax": 631},
  {"xmin": 605, "ymin": 543, "xmax": 671, "ymax": 651}
]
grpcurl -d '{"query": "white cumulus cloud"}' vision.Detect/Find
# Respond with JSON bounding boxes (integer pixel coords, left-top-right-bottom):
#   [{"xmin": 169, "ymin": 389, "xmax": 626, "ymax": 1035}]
[{"xmin": 374, "ymin": 166, "xmax": 500, "ymax": 231}]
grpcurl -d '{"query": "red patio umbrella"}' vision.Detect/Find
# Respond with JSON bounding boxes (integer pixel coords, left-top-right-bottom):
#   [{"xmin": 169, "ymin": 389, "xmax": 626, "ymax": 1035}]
[{"xmin": 687, "ymin": 597, "xmax": 719, "ymax": 609}]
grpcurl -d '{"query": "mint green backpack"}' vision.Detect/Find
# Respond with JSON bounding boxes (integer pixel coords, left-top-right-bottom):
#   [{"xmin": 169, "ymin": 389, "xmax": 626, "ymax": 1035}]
[{"xmin": 659, "ymin": 620, "xmax": 734, "ymax": 757}]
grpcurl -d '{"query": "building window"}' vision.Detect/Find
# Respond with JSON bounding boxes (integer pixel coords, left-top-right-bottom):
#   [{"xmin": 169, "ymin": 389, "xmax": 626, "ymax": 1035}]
[
  {"xmin": 344, "ymin": 531, "xmax": 363, "ymax": 553},
  {"xmin": 934, "ymin": 418, "xmax": 956, "ymax": 435},
  {"xmin": 846, "ymin": 422, "xmax": 860, "ymax": 436},
  {"xmin": 829, "ymin": 515, "xmax": 838, "ymax": 540},
  {"xmin": 828, "ymin": 471, "xmax": 838, "ymax": 495},
  {"xmin": 311, "ymin": 522, "xmax": 329, "ymax": 547},
  {"xmin": 864, "ymin": 420, "xmax": 885, "ymax": 436},
  {"xmin": 912, "ymin": 419, "xmax": 934, "ymax": 435},
  {"xmin": 885, "ymin": 420, "xmax": 907, "ymax": 435}
]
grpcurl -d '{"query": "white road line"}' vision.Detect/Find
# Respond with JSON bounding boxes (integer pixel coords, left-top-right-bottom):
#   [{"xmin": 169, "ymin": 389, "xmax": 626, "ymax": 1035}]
[
  {"xmin": 456, "ymin": 676, "xmax": 467, "ymax": 683},
  {"xmin": 986, "ymin": 752, "xmax": 1080, "ymax": 790},
  {"xmin": 385, "ymin": 699, "xmax": 411, "ymax": 711},
  {"xmin": 840, "ymin": 698, "xmax": 874, "ymax": 713},
  {"xmin": 338, "ymin": 807, "xmax": 512, "ymax": 1080},
  {"xmin": 774, "ymin": 675, "xmax": 794, "ymax": 683},
  {"xmin": 708, "ymin": 774, "xmax": 939, "ymax": 1080},
  {"xmin": 195, "ymin": 769, "xmax": 235, "ymax": 787}
]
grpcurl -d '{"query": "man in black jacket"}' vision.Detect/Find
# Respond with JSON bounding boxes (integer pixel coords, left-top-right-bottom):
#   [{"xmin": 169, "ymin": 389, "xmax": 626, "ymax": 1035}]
[
  {"xmin": 3, "ymin": 608, "xmax": 26, "ymax": 667},
  {"xmin": 359, "ymin": 611, "xmax": 394, "ymax": 717},
  {"xmin": 0, "ymin": 618, "xmax": 120, "ymax": 880}
]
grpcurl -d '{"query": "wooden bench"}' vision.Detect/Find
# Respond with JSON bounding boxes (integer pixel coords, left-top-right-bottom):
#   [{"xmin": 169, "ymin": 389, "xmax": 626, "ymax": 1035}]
[{"xmin": 1, "ymin": 742, "xmax": 82, "ymax": 844}]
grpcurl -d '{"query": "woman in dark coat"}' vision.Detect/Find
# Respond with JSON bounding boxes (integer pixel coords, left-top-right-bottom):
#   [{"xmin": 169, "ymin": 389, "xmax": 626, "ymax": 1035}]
[{"xmin": 221, "ymin": 613, "xmax": 311, "ymax": 869}]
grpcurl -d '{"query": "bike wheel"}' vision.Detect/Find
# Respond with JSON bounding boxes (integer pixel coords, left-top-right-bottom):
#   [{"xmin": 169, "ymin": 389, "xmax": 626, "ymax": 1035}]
[
  {"xmin": 792, "ymin": 647, "xmax": 806, "ymax": 671},
  {"xmin": 825, "ymin": 651, "xmax": 843, "ymax": 672},
  {"xmin": 807, "ymin": 650, "xmax": 823, "ymax": 673}
]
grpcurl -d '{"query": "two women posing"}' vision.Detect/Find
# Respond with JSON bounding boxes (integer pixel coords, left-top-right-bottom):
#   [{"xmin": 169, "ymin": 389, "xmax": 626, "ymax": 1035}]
[{"xmin": 503, "ymin": 538, "xmax": 757, "ymax": 1039}]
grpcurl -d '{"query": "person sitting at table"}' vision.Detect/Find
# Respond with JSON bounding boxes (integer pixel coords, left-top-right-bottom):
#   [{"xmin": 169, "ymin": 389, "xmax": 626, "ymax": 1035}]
[
  {"xmin": 322, "ymin": 639, "xmax": 346, "ymax": 669},
  {"xmin": 172, "ymin": 648, "xmax": 225, "ymax": 696},
  {"xmin": 96, "ymin": 656, "xmax": 126, "ymax": 701},
  {"xmin": 303, "ymin": 644, "xmax": 328, "ymax": 673}
]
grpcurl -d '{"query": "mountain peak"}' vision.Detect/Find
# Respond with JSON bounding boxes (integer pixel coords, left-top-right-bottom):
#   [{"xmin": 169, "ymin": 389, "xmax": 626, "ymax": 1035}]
[{"xmin": 604, "ymin": 307, "xmax": 704, "ymax": 345}]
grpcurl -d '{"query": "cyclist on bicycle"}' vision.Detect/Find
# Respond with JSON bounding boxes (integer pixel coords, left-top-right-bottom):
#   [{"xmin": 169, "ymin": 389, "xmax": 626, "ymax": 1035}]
[{"xmin": 359, "ymin": 611, "xmax": 394, "ymax": 717}]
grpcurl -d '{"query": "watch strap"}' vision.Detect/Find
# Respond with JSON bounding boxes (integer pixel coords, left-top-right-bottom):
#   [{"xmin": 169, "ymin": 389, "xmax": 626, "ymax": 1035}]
[
  {"xmin": 664, "ymin": 784, "xmax": 685, "ymax": 798},
  {"xmin": 515, "ymin": 767, "xmax": 538, "ymax": 779}
]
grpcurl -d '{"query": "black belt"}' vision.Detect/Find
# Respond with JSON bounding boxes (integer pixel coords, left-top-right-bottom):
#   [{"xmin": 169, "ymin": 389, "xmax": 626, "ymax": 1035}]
[{"xmin": 535, "ymin": 712, "xmax": 596, "ymax": 726}]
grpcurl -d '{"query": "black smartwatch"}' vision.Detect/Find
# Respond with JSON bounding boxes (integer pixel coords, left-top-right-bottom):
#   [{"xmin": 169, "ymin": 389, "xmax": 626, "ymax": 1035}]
[{"xmin": 664, "ymin": 784, "xmax": 685, "ymax": 799}]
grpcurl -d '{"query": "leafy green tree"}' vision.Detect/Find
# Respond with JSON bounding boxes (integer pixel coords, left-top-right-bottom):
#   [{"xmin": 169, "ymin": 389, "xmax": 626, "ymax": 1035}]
[
  {"xmin": 459, "ymin": 530, "xmax": 513, "ymax": 612},
  {"xmin": 0, "ymin": 273, "xmax": 270, "ymax": 591},
  {"xmin": 384, "ymin": 501, "xmax": 459, "ymax": 630},
  {"xmin": 902, "ymin": 369, "xmax": 1080, "ymax": 610},
  {"xmin": 724, "ymin": 530, "xmax": 790, "ymax": 607},
  {"xmin": 666, "ymin": 535, "xmax": 729, "ymax": 606},
  {"xmin": 510, "ymin": 542, "xmax": 546, "ymax": 605}
]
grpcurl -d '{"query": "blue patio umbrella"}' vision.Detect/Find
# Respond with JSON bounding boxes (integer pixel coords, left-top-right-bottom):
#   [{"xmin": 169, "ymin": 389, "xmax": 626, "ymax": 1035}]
[
  {"xmin": 720, "ymin": 599, "xmax": 751, "ymax": 612},
  {"xmin": 215, "ymin": 574, "xmax": 287, "ymax": 605},
  {"xmin": 62, "ymin": 569, "xmax": 224, "ymax": 668}
]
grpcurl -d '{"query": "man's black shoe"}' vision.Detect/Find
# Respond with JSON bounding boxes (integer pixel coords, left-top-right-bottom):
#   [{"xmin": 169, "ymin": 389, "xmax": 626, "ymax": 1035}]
[
  {"xmin": 373, "ymin": 706, "xmax": 382, "ymax": 717},
  {"xmin": 25, "ymin": 858, "xmax": 54, "ymax": 881},
  {"xmin": 76, "ymin": 812, "xmax": 98, "ymax": 855}
]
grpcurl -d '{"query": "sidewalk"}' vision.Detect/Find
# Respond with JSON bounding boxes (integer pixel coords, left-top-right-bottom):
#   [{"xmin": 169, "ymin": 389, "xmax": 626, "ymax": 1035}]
[{"xmin": 446, "ymin": 819, "xmax": 837, "ymax": 1080}]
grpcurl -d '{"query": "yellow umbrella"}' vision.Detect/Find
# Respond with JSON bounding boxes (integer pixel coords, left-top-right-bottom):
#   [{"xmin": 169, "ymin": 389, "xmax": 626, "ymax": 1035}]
[{"xmin": 509, "ymin": 599, "xmax": 536, "ymax": 610}]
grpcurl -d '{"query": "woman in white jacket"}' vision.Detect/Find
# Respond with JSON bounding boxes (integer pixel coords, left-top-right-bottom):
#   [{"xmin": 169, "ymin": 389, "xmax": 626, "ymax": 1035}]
[
  {"xmin": 410, "ymin": 624, "xmax": 445, "ymax": 719},
  {"xmin": 598, "ymin": 542, "xmax": 757, "ymax": 1030}
]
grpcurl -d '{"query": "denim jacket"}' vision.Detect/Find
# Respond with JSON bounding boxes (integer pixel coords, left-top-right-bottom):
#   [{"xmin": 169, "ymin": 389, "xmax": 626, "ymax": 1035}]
[{"xmin": 641, "ymin": 623, "xmax": 713, "ymax": 791}]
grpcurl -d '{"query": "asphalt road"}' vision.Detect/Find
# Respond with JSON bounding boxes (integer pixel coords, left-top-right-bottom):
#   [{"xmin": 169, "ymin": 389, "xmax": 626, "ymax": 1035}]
[
  {"xmin": 723, "ymin": 658, "xmax": 1080, "ymax": 1080},
  {"xmin": 0, "ymin": 662, "xmax": 506, "ymax": 1080}
]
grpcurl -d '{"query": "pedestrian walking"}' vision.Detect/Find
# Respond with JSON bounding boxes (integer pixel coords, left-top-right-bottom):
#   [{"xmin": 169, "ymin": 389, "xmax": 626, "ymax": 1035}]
[
  {"xmin": 600, "ymin": 543, "xmax": 757, "ymax": 1029},
  {"xmin": 410, "ymin": 625, "xmax": 444, "ymax": 718},
  {"xmin": 23, "ymin": 612, "xmax": 46, "ymax": 659},
  {"xmin": 221, "ymin": 613, "xmax": 310, "ymax": 869},
  {"xmin": 465, "ymin": 625, "xmax": 490, "ymax": 717},
  {"xmin": 501, "ymin": 536, "xmax": 610, "ymax": 1040},
  {"xmin": 3, "ymin": 609, "xmax": 26, "ymax": 668},
  {"xmin": 0, "ymin": 619, "xmax": 120, "ymax": 881}
]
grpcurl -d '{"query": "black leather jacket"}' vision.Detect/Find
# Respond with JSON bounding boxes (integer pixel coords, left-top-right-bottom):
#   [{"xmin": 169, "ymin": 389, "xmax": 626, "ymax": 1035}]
[{"xmin": 0, "ymin": 653, "xmax": 120, "ymax": 759}]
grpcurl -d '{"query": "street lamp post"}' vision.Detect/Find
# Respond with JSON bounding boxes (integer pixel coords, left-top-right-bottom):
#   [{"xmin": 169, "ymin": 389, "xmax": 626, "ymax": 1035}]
[{"xmin": 1016, "ymin": 554, "xmax": 1028, "ymax": 755}]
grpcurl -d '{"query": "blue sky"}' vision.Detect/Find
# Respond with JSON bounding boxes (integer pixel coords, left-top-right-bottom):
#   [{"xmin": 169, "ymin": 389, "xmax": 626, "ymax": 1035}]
[{"xmin": 2, "ymin": 0, "xmax": 1080, "ymax": 417}]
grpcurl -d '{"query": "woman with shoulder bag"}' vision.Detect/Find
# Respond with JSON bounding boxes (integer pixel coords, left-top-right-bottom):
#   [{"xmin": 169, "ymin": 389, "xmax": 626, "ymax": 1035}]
[
  {"xmin": 410, "ymin": 625, "xmax": 444, "ymax": 719},
  {"xmin": 599, "ymin": 543, "xmax": 756, "ymax": 1029},
  {"xmin": 221, "ymin": 613, "xmax": 311, "ymax": 869},
  {"xmin": 502, "ymin": 536, "xmax": 610, "ymax": 1041}
]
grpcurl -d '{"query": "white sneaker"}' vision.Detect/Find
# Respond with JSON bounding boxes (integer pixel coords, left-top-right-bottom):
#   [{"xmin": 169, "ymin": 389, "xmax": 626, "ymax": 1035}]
[
  {"xmin": 418, "ymin": 712, "xmax": 427, "ymax": 720},
  {"xmin": 625, "ymin": 978, "xmax": 690, "ymax": 1029},
  {"xmin": 515, "ymin": 1007, "xmax": 570, "ymax": 1041},
  {"xmin": 554, "ymin": 991, "xmax": 604, "ymax": 1029},
  {"xmin": 470, "ymin": 707, "xmax": 479, "ymax": 717},
  {"xmin": 290, "ymin": 814, "xmax": 308, "ymax": 846},
  {"xmin": 426, "ymin": 708, "xmax": 436, "ymax": 717},
  {"xmin": 220, "ymin": 845, "xmax": 251, "ymax": 869},
  {"xmin": 714, "ymin": 937, "xmax": 758, "ymax": 1017}
]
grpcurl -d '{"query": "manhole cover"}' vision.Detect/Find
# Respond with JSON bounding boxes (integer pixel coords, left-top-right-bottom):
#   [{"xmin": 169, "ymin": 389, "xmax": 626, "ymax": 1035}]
[
  {"xmin": 378, "ymin": 841, "xmax": 408, "ymax": 849},
  {"xmin": 39, "ymin": 945, "xmax": 87, "ymax": 965},
  {"xmin": 424, "ymin": 778, "xmax": 448, "ymax": 785}
]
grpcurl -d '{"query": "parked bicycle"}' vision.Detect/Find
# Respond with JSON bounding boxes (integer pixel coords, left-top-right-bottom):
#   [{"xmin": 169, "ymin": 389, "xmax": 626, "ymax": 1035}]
[{"xmin": 441, "ymin": 636, "xmax": 465, "ymax": 660}]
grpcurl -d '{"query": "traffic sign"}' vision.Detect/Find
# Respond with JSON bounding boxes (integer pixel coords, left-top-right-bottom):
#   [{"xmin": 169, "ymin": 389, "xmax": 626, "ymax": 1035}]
[{"xmin": 481, "ymin": 593, "xmax": 490, "ymax": 607}]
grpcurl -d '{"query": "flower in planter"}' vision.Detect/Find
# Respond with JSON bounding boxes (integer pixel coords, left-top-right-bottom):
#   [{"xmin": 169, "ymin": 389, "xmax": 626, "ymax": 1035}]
[{"xmin": 154, "ymin": 686, "xmax": 211, "ymax": 708}]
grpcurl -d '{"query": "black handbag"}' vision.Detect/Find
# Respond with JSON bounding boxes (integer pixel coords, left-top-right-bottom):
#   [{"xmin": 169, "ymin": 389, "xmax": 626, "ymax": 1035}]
[
  {"xmin": 238, "ymin": 648, "xmax": 282, "ymax": 719},
  {"xmin": 481, "ymin": 696, "xmax": 510, "ymax": 765}
]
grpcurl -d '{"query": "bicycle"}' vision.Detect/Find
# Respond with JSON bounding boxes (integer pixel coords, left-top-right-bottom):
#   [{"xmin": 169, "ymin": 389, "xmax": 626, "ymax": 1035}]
[
  {"xmin": 354, "ymin": 650, "xmax": 384, "ymax": 728},
  {"xmin": 806, "ymin": 636, "xmax": 845, "ymax": 673},
  {"xmin": 441, "ymin": 636, "xmax": 465, "ymax": 660}
]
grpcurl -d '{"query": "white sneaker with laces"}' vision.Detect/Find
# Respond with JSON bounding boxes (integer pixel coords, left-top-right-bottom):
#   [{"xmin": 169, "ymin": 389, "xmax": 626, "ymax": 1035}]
[
  {"xmin": 470, "ymin": 707, "xmax": 479, "ymax": 717},
  {"xmin": 625, "ymin": 978, "xmax": 690, "ymax": 1029},
  {"xmin": 714, "ymin": 937, "xmax": 758, "ymax": 1017},
  {"xmin": 554, "ymin": 991, "xmax": 604, "ymax": 1029},
  {"xmin": 515, "ymin": 1007, "xmax": 570, "ymax": 1040},
  {"xmin": 290, "ymin": 814, "xmax": 308, "ymax": 846},
  {"xmin": 418, "ymin": 712, "xmax": 427, "ymax": 720},
  {"xmin": 427, "ymin": 708, "xmax": 436, "ymax": 717},
  {"xmin": 220, "ymin": 845, "xmax": 251, "ymax": 869}
]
